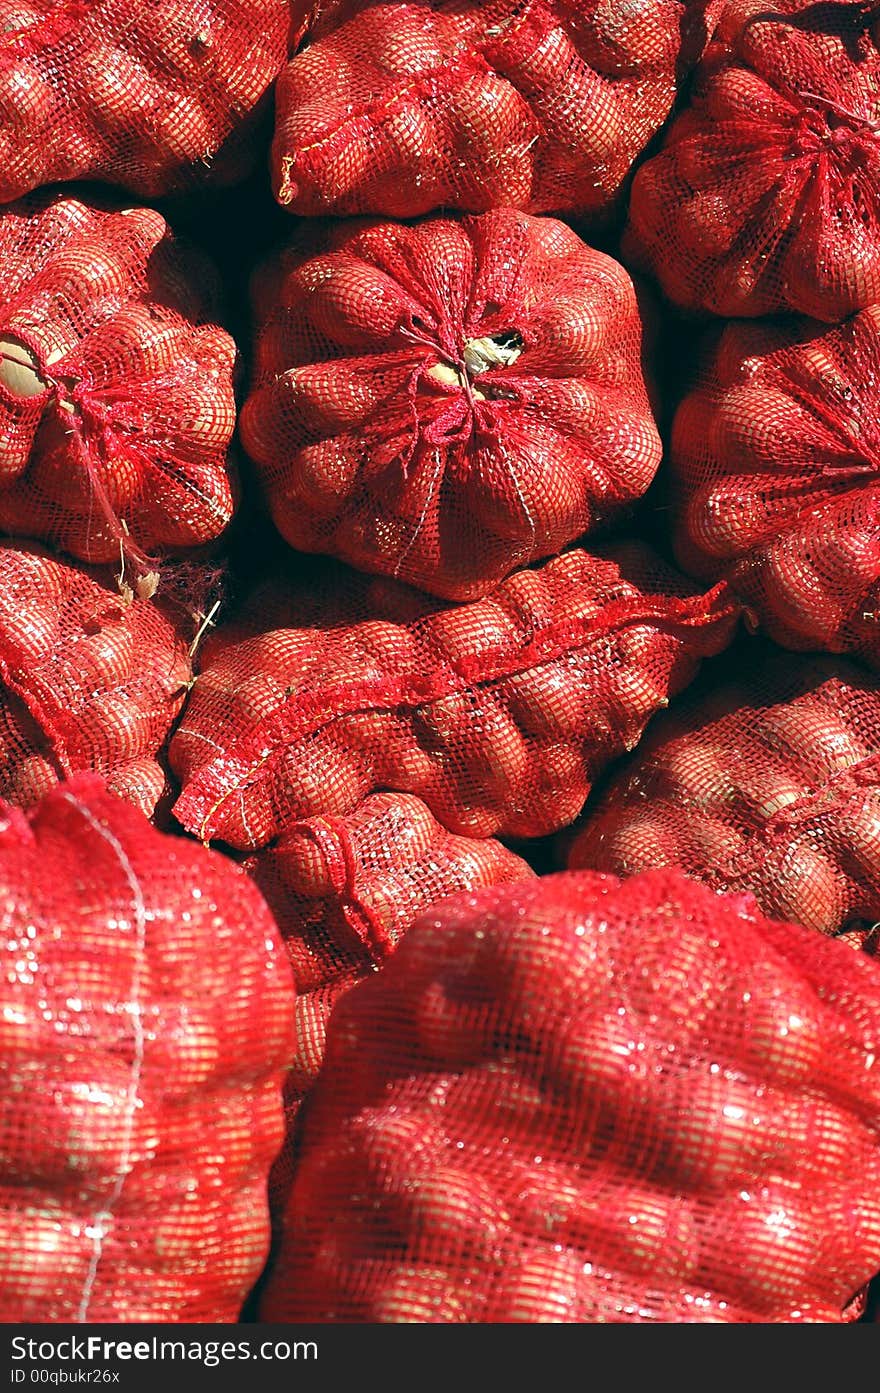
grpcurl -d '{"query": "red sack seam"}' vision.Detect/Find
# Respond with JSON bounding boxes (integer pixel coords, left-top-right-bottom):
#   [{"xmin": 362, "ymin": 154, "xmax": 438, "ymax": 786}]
[
  {"xmin": 293, "ymin": 51, "xmax": 492, "ymax": 161},
  {"xmin": 284, "ymin": 0, "xmax": 644, "ymax": 179},
  {"xmin": 703, "ymin": 752, "xmax": 880, "ymax": 889},
  {"xmin": 286, "ymin": 0, "xmax": 553, "ymax": 165},
  {"xmin": 174, "ymin": 581, "xmax": 741, "ymax": 842},
  {"xmin": 54, "ymin": 786, "xmax": 150, "ymax": 1323},
  {"xmin": 288, "ymin": 814, "xmax": 393, "ymax": 962}
]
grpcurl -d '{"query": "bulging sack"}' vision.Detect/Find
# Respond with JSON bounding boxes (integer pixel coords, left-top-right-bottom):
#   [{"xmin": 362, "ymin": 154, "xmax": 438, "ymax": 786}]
[
  {"xmin": 0, "ymin": 0, "xmax": 302, "ymax": 202},
  {"xmin": 0, "ymin": 775, "xmax": 296, "ymax": 1322},
  {"xmin": 0, "ymin": 543, "xmax": 193, "ymax": 817},
  {"xmin": 0, "ymin": 192, "xmax": 238, "ymax": 582},
  {"xmin": 272, "ymin": 0, "xmax": 713, "ymax": 221},
  {"xmin": 568, "ymin": 644, "xmax": 880, "ymax": 942},
  {"xmin": 670, "ymin": 308, "xmax": 880, "ymax": 665},
  {"xmin": 170, "ymin": 543, "xmax": 742, "ymax": 850},
  {"xmin": 251, "ymin": 790, "xmax": 535, "ymax": 1216},
  {"xmin": 261, "ymin": 866, "xmax": 880, "ymax": 1323},
  {"xmin": 625, "ymin": 0, "xmax": 880, "ymax": 321},
  {"xmin": 242, "ymin": 210, "xmax": 662, "ymax": 601}
]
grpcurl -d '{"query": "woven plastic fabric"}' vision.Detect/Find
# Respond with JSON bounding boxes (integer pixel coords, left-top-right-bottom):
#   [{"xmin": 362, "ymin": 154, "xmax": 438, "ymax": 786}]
[
  {"xmin": 0, "ymin": 543, "xmax": 192, "ymax": 817},
  {"xmin": 242, "ymin": 210, "xmax": 662, "ymax": 601},
  {"xmin": 251, "ymin": 790, "xmax": 535, "ymax": 1218},
  {"xmin": 670, "ymin": 309, "xmax": 880, "ymax": 666},
  {"xmin": 625, "ymin": 0, "xmax": 880, "ymax": 321},
  {"xmin": 0, "ymin": 775, "xmax": 296, "ymax": 1322},
  {"xmin": 0, "ymin": 0, "xmax": 303, "ymax": 203},
  {"xmin": 271, "ymin": 0, "xmax": 715, "ymax": 221},
  {"xmin": 568, "ymin": 644, "xmax": 880, "ymax": 942},
  {"xmin": 170, "ymin": 543, "xmax": 742, "ymax": 851},
  {"xmin": 260, "ymin": 866, "xmax": 880, "ymax": 1323},
  {"xmin": 0, "ymin": 192, "xmax": 238, "ymax": 581}
]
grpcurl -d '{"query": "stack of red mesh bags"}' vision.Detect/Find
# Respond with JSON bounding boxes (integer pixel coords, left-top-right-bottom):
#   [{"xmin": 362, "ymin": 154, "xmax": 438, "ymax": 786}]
[
  {"xmin": 1, "ymin": 0, "xmax": 879, "ymax": 1331},
  {"xmin": 0, "ymin": 776, "xmax": 295, "ymax": 1321},
  {"xmin": 261, "ymin": 869, "xmax": 880, "ymax": 1323}
]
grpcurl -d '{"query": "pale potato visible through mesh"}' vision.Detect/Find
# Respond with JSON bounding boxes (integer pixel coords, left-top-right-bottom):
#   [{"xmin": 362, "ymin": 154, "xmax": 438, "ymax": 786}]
[
  {"xmin": 0, "ymin": 775, "xmax": 296, "ymax": 1322},
  {"xmin": 0, "ymin": 0, "xmax": 303, "ymax": 202},
  {"xmin": 242, "ymin": 209, "xmax": 663, "ymax": 600},
  {"xmin": 170, "ymin": 542, "xmax": 743, "ymax": 851},
  {"xmin": 0, "ymin": 192, "xmax": 240, "ymax": 581},
  {"xmin": 271, "ymin": 0, "xmax": 714, "ymax": 221},
  {"xmin": 568, "ymin": 642, "xmax": 880, "ymax": 942},
  {"xmin": 0, "ymin": 542, "xmax": 193, "ymax": 817},
  {"xmin": 261, "ymin": 867, "xmax": 880, "ymax": 1323}
]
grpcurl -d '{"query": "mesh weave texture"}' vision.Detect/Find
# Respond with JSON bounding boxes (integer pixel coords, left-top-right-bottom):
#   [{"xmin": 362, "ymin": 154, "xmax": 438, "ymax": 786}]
[
  {"xmin": 242, "ymin": 210, "xmax": 662, "ymax": 601},
  {"xmin": 0, "ymin": 192, "xmax": 239, "ymax": 580},
  {"xmin": 625, "ymin": 0, "xmax": 880, "ymax": 321},
  {"xmin": 260, "ymin": 866, "xmax": 880, "ymax": 1323},
  {"xmin": 568, "ymin": 643, "xmax": 880, "ymax": 942},
  {"xmin": 0, "ymin": 774, "xmax": 296, "ymax": 1322},
  {"xmin": 0, "ymin": 543, "xmax": 192, "ymax": 817},
  {"xmin": 272, "ymin": 0, "xmax": 714, "ymax": 221},
  {"xmin": 670, "ymin": 308, "xmax": 880, "ymax": 665},
  {"xmin": 170, "ymin": 543, "xmax": 743, "ymax": 850},
  {"xmin": 0, "ymin": 0, "xmax": 303, "ymax": 202},
  {"xmin": 250, "ymin": 790, "xmax": 536, "ymax": 1223}
]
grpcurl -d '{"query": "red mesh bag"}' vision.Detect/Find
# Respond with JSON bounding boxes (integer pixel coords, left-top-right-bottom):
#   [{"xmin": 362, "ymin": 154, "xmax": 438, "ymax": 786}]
[
  {"xmin": 0, "ymin": 0, "xmax": 305, "ymax": 203},
  {"xmin": 568, "ymin": 644, "xmax": 880, "ymax": 942},
  {"xmin": 170, "ymin": 543, "xmax": 743, "ymax": 851},
  {"xmin": 670, "ymin": 309, "xmax": 880, "ymax": 665},
  {"xmin": 625, "ymin": 0, "xmax": 880, "ymax": 321},
  {"xmin": 0, "ymin": 192, "xmax": 239, "ymax": 583},
  {"xmin": 0, "ymin": 775, "xmax": 296, "ymax": 1322},
  {"xmin": 260, "ymin": 867, "xmax": 880, "ymax": 1323},
  {"xmin": 241, "ymin": 211, "xmax": 662, "ymax": 601},
  {"xmin": 251, "ymin": 790, "xmax": 535, "ymax": 1216},
  {"xmin": 271, "ymin": 0, "xmax": 716, "ymax": 222},
  {"xmin": 202, "ymin": 558, "xmax": 441, "ymax": 667},
  {"xmin": 0, "ymin": 543, "xmax": 194, "ymax": 818}
]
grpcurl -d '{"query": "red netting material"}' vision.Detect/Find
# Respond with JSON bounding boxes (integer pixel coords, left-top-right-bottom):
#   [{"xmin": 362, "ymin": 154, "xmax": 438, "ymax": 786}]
[
  {"xmin": 625, "ymin": 0, "xmax": 880, "ymax": 321},
  {"xmin": 0, "ymin": 543, "xmax": 193, "ymax": 817},
  {"xmin": 242, "ymin": 210, "xmax": 662, "ymax": 601},
  {"xmin": 250, "ymin": 789, "xmax": 536, "ymax": 1220},
  {"xmin": 271, "ymin": 0, "xmax": 715, "ymax": 221},
  {"xmin": 0, "ymin": 192, "xmax": 239, "ymax": 582},
  {"xmin": 197, "ymin": 561, "xmax": 440, "ymax": 672},
  {"xmin": 170, "ymin": 543, "xmax": 743, "ymax": 850},
  {"xmin": 670, "ymin": 308, "xmax": 880, "ymax": 665},
  {"xmin": 567, "ymin": 644, "xmax": 880, "ymax": 941},
  {"xmin": 260, "ymin": 866, "xmax": 880, "ymax": 1323},
  {"xmin": 0, "ymin": 0, "xmax": 303, "ymax": 202},
  {"xmin": 0, "ymin": 775, "xmax": 296, "ymax": 1322}
]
